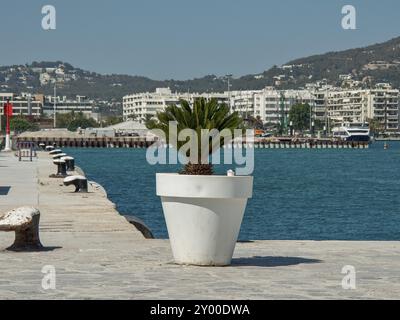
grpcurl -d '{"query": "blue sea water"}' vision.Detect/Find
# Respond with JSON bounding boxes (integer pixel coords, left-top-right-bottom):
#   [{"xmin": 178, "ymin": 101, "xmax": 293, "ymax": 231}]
[{"xmin": 65, "ymin": 141, "xmax": 400, "ymax": 240}]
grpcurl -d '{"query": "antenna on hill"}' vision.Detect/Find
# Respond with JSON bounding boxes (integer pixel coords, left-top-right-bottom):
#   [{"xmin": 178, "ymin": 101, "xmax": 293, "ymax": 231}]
[{"xmin": 53, "ymin": 83, "xmax": 56, "ymax": 128}]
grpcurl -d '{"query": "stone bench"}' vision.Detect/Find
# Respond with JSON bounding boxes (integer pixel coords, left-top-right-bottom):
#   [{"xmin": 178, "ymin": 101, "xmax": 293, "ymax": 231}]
[
  {"xmin": 0, "ymin": 207, "xmax": 43, "ymax": 251},
  {"xmin": 63, "ymin": 175, "xmax": 88, "ymax": 192},
  {"xmin": 60, "ymin": 156, "xmax": 75, "ymax": 171},
  {"xmin": 49, "ymin": 149, "xmax": 62, "ymax": 155},
  {"xmin": 50, "ymin": 159, "xmax": 67, "ymax": 178}
]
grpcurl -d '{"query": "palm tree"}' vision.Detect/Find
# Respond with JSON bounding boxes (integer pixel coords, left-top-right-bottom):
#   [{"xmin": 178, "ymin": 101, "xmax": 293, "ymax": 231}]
[{"xmin": 147, "ymin": 98, "xmax": 242, "ymax": 175}]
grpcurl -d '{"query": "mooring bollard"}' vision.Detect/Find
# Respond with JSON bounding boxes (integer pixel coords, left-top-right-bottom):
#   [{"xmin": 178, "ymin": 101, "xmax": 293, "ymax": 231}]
[
  {"xmin": 49, "ymin": 149, "xmax": 62, "ymax": 155},
  {"xmin": 51, "ymin": 159, "xmax": 67, "ymax": 178},
  {"xmin": 52, "ymin": 153, "xmax": 67, "ymax": 160},
  {"xmin": 61, "ymin": 156, "xmax": 75, "ymax": 171},
  {"xmin": 63, "ymin": 175, "xmax": 88, "ymax": 192},
  {"xmin": 0, "ymin": 207, "xmax": 43, "ymax": 251}
]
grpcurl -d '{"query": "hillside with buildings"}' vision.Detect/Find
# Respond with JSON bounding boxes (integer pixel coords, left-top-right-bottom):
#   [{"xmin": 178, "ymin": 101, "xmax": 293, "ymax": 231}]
[
  {"xmin": 1, "ymin": 36, "xmax": 400, "ymax": 135},
  {"xmin": 1, "ymin": 36, "xmax": 400, "ymax": 100}
]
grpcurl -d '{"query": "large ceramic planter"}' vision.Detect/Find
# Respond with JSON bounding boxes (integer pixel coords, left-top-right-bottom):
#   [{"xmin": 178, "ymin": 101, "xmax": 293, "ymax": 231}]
[{"xmin": 156, "ymin": 173, "xmax": 253, "ymax": 266}]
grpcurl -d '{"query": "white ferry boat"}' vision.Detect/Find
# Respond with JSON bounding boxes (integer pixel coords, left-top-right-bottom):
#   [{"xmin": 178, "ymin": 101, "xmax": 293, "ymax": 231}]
[{"xmin": 332, "ymin": 123, "xmax": 371, "ymax": 142}]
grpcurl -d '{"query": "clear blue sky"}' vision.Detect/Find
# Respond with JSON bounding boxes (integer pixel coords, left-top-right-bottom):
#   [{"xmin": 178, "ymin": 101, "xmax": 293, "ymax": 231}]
[{"xmin": 1, "ymin": 0, "xmax": 399, "ymax": 79}]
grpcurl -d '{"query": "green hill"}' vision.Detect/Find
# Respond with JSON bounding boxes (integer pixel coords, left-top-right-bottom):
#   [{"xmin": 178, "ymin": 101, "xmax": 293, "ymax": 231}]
[{"xmin": 1, "ymin": 36, "xmax": 400, "ymax": 100}]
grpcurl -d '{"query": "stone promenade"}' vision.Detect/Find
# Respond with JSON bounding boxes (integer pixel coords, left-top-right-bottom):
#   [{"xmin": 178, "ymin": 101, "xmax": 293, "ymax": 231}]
[{"xmin": 0, "ymin": 151, "xmax": 399, "ymax": 299}]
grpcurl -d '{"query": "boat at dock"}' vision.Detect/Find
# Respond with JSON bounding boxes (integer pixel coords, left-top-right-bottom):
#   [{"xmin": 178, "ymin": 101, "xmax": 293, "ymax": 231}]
[{"xmin": 332, "ymin": 123, "xmax": 371, "ymax": 142}]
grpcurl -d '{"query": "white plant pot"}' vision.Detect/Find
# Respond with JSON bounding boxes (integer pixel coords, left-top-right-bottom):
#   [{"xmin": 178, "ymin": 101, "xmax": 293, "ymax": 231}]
[{"xmin": 156, "ymin": 173, "xmax": 253, "ymax": 266}]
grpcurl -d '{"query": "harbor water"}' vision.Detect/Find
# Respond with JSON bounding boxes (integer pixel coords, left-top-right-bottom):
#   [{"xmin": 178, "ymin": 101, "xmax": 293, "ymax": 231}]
[{"xmin": 65, "ymin": 141, "xmax": 400, "ymax": 240}]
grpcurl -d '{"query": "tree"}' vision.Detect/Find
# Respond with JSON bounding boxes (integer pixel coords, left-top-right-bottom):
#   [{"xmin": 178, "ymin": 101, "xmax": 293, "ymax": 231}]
[
  {"xmin": 101, "ymin": 116, "xmax": 123, "ymax": 127},
  {"xmin": 9, "ymin": 116, "xmax": 39, "ymax": 133},
  {"xmin": 56, "ymin": 112, "xmax": 75, "ymax": 128},
  {"xmin": 367, "ymin": 117, "xmax": 383, "ymax": 134},
  {"xmin": 56, "ymin": 111, "xmax": 98, "ymax": 131},
  {"xmin": 147, "ymin": 98, "xmax": 242, "ymax": 175},
  {"xmin": 288, "ymin": 103, "xmax": 311, "ymax": 132}
]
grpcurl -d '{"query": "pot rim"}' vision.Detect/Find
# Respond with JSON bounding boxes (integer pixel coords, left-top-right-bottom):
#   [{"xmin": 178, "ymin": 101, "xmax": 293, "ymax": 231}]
[{"xmin": 156, "ymin": 173, "xmax": 253, "ymax": 199}]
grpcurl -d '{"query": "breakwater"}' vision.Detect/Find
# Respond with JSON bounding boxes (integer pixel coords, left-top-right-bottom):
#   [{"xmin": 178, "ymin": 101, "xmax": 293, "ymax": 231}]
[{"xmin": 15, "ymin": 136, "xmax": 369, "ymax": 149}]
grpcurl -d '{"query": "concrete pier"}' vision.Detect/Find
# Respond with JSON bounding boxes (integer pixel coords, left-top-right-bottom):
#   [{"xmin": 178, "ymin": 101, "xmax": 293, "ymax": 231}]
[
  {"xmin": 0, "ymin": 151, "xmax": 399, "ymax": 299},
  {"xmin": 14, "ymin": 136, "xmax": 370, "ymax": 149}
]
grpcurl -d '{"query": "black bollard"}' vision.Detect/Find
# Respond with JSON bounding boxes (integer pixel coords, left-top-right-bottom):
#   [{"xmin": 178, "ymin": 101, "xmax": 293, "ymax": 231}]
[
  {"xmin": 52, "ymin": 159, "xmax": 67, "ymax": 177},
  {"xmin": 63, "ymin": 175, "xmax": 88, "ymax": 192},
  {"xmin": 61, "ymin": 156, "xmax": 75, "ymax": 171}
]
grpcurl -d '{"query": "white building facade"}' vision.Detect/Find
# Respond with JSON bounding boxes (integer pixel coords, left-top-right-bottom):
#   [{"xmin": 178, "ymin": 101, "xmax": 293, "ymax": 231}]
[
  {"xmin": 253, "ymin": 87, "xmax": 315, "ymax": 125},
  {"xmin": 123, "ymin": 88, "xmax": 229, "ymax": 122},
  {"xmin": 123, "ymin": 88, "xmax": 180, "ymax": 122},
  {"xmin": 0, "ymin": 93, "xmax": 43, "ymax": 116},
  {"xmin": 123, "ymin": 85, "xmax": 400, "ymax": 132},
  {"xmin": 43, "ymin": 95, "xmax": 94, "ymax": 117},
  {"xmin": 327, "ymin": 85, "xmax": 399, "ymax": 131}
]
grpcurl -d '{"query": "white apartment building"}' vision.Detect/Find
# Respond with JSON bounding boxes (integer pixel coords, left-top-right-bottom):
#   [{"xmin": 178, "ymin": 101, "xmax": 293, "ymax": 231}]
[
  {"xmin": 0, "ymin": 93, "xmax": 43, "ymax": 116},
  {"xmin": 366, "ymin": 85, "xmax": 399, "ymax": 131},
  {"xmin": 229, "ymin": 90, "xmax": 259, "ymax": 118},
  {"xmin": 123, "ymin": 88, "xmax": 180, "ymax": 122},
  {"xmin": 123, "ymin": 88, "xmax": 229, "ymax": 122},
  {"xmin": 327, "ymin": 85, "xmax": 399, "ymax": 131},
  {"xmin": 327, "ymin": 89, "xmax": 370, "ymax": 125},
  {"xmin": 43, "ymin": 95, "xmax": 94, "ymax": 117},
  {"xmin": 253, "ymin": 87, "xmax": 315, "ymax": 125},
  {"xmin": 123, "ymin": 85, "xmax": 400, "ymax": 132}
]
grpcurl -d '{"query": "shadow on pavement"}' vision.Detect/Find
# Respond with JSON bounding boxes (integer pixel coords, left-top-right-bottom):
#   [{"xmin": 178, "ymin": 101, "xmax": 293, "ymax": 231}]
[
  {"xmin": 3, "ymin": 246, "xmax": 62, "ymax": 253},
  {"xmin": 231, "ymin": 256, "xmax": 322, "ymax": 267},
  {"xmin": 0, "ymin": 186, "xmax": 11, "ymax": 195}
]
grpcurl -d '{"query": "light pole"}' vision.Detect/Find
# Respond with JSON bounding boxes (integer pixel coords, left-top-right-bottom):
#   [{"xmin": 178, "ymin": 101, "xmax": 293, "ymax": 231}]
[
  {"xmin": 311, "ymin": 121, "xmax": 315, "ymax": 137},
  {"xmin": 3, "ymin": 98, "xmax": 12, "ymax": 151},
  {"xmin": 225, "ymin": 74, "xmax": 232, "ymax": 110},
  {"xmin": 53, "ymin": 83, "xmax": 57, "ymax": 128}
]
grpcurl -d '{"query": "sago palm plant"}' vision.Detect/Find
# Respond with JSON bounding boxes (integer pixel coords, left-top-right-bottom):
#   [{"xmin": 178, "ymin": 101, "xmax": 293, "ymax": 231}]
[{"xmin": 147, "ymin": 98, "xmax": 242, "ymax": 175}]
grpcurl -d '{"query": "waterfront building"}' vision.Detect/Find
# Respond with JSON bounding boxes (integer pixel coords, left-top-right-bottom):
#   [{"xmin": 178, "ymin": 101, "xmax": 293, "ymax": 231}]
[
  {"xmin": 327, "ymin": 89, "xmax": 370, "ymax": 126},
  {"xmin": 253, "ymin": 87, "xmax": 315, "ymax": 125},
  {"xmin": 327, "ymin": 85, "xmax": 399, "ymax": 131},
  {"xmin": 123, "ymin": 88, "xmax": 229, "ymax": 122},
  {"xmin": 229, "ymin": 90, "xmax": 260, "ymax": 119},
  {"xmin": 123, "ymin": 83, "xmax": 400, "ymax": 133},
  {"xmin": 123, "ymin": 88, "xmax": 180, "ymax": 122},
  {"xmin": 367, "ymin": 84, "xmax": 399, "ymax": 131},
  {"xmin": 0, "ymin": 93, "xmax": 43, "ymax": 117},
  {"xmin": 43, "ymin": 95, "xmax": 94, "ymax": 118}
]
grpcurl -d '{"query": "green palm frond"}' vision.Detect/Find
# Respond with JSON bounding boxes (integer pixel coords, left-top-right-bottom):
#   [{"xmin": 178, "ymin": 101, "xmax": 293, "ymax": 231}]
[{"xmin": 146, "ymin": 98, "xmax": 243, "ymax": 174}]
